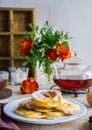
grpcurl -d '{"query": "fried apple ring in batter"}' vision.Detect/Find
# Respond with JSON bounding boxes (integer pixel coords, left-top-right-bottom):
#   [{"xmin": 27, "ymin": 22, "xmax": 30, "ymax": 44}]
[
  {"xmin": 55, "ymin": 99, "xmax": 80, "ymax": 114},
  {"xmin": 44, "ymin": 111, "xmax": 69, "ymax": 119},
  {"xmin": 31, "ymin": 90, "xmax": 62, "ymax": 109},
  {"xmin": 14, "ymin": 106, "xmax": 44, "ymax": 119}
]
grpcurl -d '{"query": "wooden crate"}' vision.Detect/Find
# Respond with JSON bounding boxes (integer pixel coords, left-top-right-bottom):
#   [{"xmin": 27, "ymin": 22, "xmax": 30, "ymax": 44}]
[{"xmin": 0, "ymin": 8, "xmax": 36, "ymax": 79}]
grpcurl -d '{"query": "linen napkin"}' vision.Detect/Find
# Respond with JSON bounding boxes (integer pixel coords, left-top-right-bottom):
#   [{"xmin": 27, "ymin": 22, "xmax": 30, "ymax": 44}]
[{"xmin": 0, "ymin": 103, "xmax": 20, "ymax": 130}]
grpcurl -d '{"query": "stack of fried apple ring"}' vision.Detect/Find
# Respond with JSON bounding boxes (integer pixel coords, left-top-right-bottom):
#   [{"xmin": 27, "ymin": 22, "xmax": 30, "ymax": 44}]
[
  {"xmin": 14, "ymin": 90, "xmax": 80, "ymax": 119},
  {"xmin": 31, "ymin": 90, "xmax": 62, "ymax": 108}
]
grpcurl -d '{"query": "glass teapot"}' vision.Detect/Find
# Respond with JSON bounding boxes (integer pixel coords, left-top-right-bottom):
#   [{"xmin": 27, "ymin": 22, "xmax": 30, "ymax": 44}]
[{"xmin": 53, "ymin": 56, "xmax": 92, "ymax": 91}]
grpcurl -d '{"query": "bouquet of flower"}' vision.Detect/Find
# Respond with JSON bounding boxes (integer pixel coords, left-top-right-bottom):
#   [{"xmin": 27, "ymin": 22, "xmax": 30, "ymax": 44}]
[{"xmin": 20, "ymin": 21, "xmax": 72, "ymax": 80}]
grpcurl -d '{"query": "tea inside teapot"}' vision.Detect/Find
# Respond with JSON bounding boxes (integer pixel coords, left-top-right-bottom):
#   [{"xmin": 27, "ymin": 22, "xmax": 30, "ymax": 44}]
[{"xmin": 53, "ymin": 56, "xmax": 92, "ymax": 91}]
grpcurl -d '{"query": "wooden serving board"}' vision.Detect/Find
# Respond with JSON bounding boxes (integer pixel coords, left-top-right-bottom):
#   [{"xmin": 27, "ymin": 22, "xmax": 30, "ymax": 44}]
[{"xmin": 0, "ymin": 88, "xmax": 12, "ymax": 99}]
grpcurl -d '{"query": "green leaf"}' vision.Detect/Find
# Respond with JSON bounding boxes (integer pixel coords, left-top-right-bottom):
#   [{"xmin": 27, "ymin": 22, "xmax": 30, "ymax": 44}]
[
  {"xmin": 46, "ymin": 21, "xmax": 48, "ymax": 25},
  {"xmin": 28, "ymin": 23, "xmax": 38, "ymax": 32},
  {"xmin": 61, "ymin": 30, "xmax": 63, "ymax": 36},
  {"xmin": 23, "ymin": 31, "xmax": 30, "ymax": 39},
  {"xmin": 25, "ymin": 55, "xmax": 32, "ymax": 61},
  {"xmin": 29, "ymin": 33, "xmax": 35, "ymax": 39},
  {"xmin": 35, "ymin": 25, "xmax": 39, "ymax": 32},
  {"xmin": 22, "ymin": 61, "xmax": 29, "ymax": 66},
  {"xmin": 28, "ymin": 23, "xmax": 33, "ymax": 29},
  {"xmin": 64, "ymin": 32, "xmax": 69, "ymax": 39},
  {"xmin": 41, "ymin": 43, "xmax": 51, "ymax": 48},
  {"xmin": 62, "ymin": 41, "xmax": 68, "ymax": 48},
  {"xmin": 40, "ymin": 27, "xmax": 46, "ymax": 35}
]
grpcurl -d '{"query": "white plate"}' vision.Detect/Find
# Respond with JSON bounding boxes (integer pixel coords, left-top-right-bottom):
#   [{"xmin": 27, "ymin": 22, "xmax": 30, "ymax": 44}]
[{"xmin": 3, "ymin": 97, "xmax": 87, "ymax": 125}]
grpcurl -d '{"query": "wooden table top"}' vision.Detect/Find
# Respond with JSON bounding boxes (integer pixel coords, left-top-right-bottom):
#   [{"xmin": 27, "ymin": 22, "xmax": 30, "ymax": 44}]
[{"xmin": 0, "ymin": 84, "xmax": 91, "ymax": 130}]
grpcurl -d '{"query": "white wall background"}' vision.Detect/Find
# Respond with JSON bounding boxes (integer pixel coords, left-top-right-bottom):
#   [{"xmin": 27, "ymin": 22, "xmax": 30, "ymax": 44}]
[{"xmin": 0, "ymin": 0, "xmax": 92, "ymax": 65}]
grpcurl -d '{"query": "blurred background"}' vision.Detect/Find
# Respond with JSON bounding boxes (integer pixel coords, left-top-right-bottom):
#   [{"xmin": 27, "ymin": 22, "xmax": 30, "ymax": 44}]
[
  {"xmin": 0, "ymin": 0, "xmax": 92, "ymax": 64},
  {"xmin": 0, "ymin": 0, "xmax": 92, "ymax": 98}
]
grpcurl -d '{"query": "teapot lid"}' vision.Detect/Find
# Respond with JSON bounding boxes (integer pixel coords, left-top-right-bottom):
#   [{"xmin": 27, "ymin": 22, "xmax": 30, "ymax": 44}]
[{"xmin": 63, "ymin": 56, "xmax": 85, "ymax": 65}]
